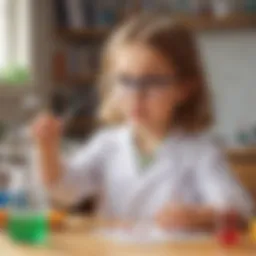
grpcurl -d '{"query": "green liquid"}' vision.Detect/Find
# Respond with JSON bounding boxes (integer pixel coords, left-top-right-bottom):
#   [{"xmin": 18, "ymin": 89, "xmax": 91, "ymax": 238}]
[{"xmin": 8, "ymin": 212, "xmax": 48, "ymax": 245}]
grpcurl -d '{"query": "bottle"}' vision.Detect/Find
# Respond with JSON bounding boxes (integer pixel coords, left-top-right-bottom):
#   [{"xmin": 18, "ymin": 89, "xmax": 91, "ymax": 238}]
[{"xmin": 7, "ymin": 134, "xmax": 49, "ymax": 245}]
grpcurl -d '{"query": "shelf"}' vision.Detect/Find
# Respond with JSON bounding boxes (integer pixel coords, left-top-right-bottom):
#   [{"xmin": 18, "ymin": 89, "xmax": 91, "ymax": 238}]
[
  {"xmin": 68, "ymin": 74, "xmax": 97, "ymax": 85},
  {"xmin": 227, "ymin": 147, "xmax": 256, "ymax": 164},
  {"xmin": 56, "ymin": 14, "xmax": 256, "ymax": 42},
  {"xmin": 56, "ymin": 27, "xmax": 110, "ymax": 42},
  {"xmin": 176, "ymin": 13, "xmax": 256, "ymax": 31},
  {"xmin": 55, "ymin": 74, "xmax": 97, "ymax": 86},
  {"xmin": 228, "ymin": 147, "xmax": 256, "ymax": 157}
]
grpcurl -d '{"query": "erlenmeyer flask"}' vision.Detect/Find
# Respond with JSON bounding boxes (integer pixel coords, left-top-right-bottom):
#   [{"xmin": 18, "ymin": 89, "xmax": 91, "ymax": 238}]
[{"xmin": 7, "ymin": 134, "xmax": 49, "ymax": 245}]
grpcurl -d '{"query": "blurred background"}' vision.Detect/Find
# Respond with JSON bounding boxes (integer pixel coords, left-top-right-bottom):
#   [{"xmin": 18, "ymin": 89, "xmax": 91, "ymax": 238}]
[
  {"xmin": 0, "ymin": 0, "xmax": 256, "ymax": 142},
  {"xmin": 0, "ymin": 0, "xmax": 255, "ymax": 209}
]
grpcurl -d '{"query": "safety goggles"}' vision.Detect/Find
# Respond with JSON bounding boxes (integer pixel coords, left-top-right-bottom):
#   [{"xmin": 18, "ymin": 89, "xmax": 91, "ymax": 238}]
[{"xmin": 116, "ymin": 74, "xmax": 178, "ymax": 91}]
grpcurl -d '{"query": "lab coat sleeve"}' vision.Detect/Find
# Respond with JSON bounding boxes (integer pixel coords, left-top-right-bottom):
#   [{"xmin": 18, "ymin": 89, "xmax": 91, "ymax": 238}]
[
  {"xmin": 50, "ymin": 130, "xmax": 109, "ymax": 207},
  {"xmin": 197, "ymin": 142, "xmax": 254, "ymax": 217}
]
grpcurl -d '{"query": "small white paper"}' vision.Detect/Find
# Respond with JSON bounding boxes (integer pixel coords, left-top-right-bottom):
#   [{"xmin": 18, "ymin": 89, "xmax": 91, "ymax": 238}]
[{"xmin": 94, "ymin": 222, "xmax": 210, "ymax": 244}]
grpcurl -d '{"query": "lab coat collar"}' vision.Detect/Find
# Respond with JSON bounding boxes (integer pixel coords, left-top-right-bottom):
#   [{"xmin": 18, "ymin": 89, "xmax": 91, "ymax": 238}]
[
  {"xmin": 122, "ymin": 125, "xmax": 184, "ymax": 157},
  {"xmin": 118, "ymin": 126, "xmax": 184, "ymax": 218},
  {"xmin": 118, "ymin": 125, "xmax": 184, "ymax": 172}
]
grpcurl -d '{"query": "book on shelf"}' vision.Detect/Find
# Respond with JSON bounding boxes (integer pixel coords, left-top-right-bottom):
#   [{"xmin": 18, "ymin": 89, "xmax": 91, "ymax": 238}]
[
  {"xmin": 81, "ymin": 0, "xmax": 96, "ymax": 27},
  {"xmin": 65, "ymin": 0, "xmax": 85, "ymax": 29},
  {"xmin": 77, "ymin": 47, "xmax": 92, "ymax": 77},
  {"xmin": 70, "ymin": 48, "xmax": 92, "ymax": 80},
  {"xmin": 52, "ymin": 50, "xmax": 67, "ymax": 83},
  {"xmin": 67, "ymin": 46, "xmax": 81, "ymax": 78},
  {"xmin": 88, "ymin": 45, "xmax": 100, "ymax": 73},
  {"xmin": 53, "ymin": 0, "xmax": 119, "ymax": 29},
  {"xmin": 142, "ymin": 0, "xmax": 173, "ymax": 11},
  {"xmin": 53, "ymin": 0, "xmax": 69, "ymax": 28},
  {"xmin": 95, "ymin": 0, "xmax": 118, "ymax": 27},
  {"xmin": 56, "ymin": 46, "xmax": 99, "ymax": 85},
  {"xmin": 81, "ymin": 46, "xmax": 98, "ymax": 76},
  {"xmin": 141, "ymin": 0, "xmax": 212, "ymax": 14}
]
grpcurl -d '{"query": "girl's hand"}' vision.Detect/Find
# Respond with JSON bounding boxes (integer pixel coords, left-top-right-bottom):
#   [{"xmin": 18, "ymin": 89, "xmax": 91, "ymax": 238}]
[
  {"xmin": 31, "ymin": 112, "xmax": 63, "ymax": 186},
  {"xmin": 155, "ymin": 204, "xmax": 197, "ymax": 230},
  {"xmin": 32, "ymin": 112, "xmax": 62, "ymax": 149},
  {"xmin": 156, "ymin": 204, "xmax": 216, "ymax": 230}
]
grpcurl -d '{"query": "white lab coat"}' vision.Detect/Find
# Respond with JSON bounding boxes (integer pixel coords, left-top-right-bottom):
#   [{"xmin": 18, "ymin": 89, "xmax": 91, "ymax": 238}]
[{"xmin": 51, "ymin": 126, "xmax": 253, "ymax": 219}]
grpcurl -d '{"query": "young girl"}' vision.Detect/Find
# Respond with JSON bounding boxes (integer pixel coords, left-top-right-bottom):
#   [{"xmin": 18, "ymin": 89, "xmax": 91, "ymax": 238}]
[{"xmin": 33, "ymin": 14, "xmax": 252, "ymax": 230}]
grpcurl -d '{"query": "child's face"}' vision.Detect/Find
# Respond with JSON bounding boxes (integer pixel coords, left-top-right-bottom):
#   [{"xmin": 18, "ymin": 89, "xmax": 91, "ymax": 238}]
[{"xmin": 112, "ymin": 43, "xmax": 186, "ymax": 129}]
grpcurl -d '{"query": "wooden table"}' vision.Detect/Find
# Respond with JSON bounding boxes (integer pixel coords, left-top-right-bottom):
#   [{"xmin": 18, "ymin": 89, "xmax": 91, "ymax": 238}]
[{"xmin": 1, "ymin": 218, "xmax": 256, "ymax": 256}]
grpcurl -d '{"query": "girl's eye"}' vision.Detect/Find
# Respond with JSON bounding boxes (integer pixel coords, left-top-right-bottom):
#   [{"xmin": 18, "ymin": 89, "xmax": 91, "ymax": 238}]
[
  {"xmin": 116, "ymin": 74, "xmax": 177, "ymax": 89},
  {"xmin": 117, "ymin": 75, "xmax": 135, "ymax": 87},
  {"xmin": 146, "ymin": 75, "xmax": 177, "ymax": 86}
]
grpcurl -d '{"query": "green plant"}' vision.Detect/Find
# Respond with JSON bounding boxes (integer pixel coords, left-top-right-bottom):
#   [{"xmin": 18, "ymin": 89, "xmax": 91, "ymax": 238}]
[{"xmin": 0, "ymin": 65, "xmax": 30, "ymax": 85}]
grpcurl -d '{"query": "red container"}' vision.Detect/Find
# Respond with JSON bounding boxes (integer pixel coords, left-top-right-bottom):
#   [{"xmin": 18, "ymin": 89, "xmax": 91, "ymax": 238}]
[{"xmin": 216, "ymin": 211, "xmax": 241, "ymax": 246}]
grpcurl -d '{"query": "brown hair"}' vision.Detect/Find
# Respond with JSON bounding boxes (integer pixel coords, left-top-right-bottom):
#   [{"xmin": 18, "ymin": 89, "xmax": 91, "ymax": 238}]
[{"xmin": 98, "ymin": 13, "xmax": 213, "ymax": 132}]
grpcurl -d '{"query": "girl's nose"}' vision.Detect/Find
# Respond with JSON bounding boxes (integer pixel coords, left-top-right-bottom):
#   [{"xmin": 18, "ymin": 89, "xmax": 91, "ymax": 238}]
[{"xmin": 132, "ymin": 88, "xmax": 147, "ymax": 103}]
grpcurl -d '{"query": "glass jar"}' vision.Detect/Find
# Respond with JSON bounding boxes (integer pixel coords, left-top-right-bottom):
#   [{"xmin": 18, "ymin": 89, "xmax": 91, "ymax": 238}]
[
  {"xmin": 7, "ymin": 171, "xmax": 49, "ymax": 245},
  {"xmin": 7, "ymin": 140, "xmax": 49, "ymax": 245}
]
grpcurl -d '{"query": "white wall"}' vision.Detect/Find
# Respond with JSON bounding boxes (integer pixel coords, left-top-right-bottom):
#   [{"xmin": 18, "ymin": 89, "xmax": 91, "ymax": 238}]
[{"xmin": 198, "ymin": 31, "xmax": 256, "ymax": 146}]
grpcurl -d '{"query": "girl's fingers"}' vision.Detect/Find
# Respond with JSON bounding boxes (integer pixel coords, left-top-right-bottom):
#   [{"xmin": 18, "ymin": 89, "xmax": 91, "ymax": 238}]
[
  {"xmin": 155, "ymin": 209, "xmax": 174, "ymax": 228},
  {"xmin": 31, "ymin": 113, "xmax": 62, "ymax": 144},
  {"xmin": 155, "ymin": 205, "xmax": 191, "ymax": 230}
]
